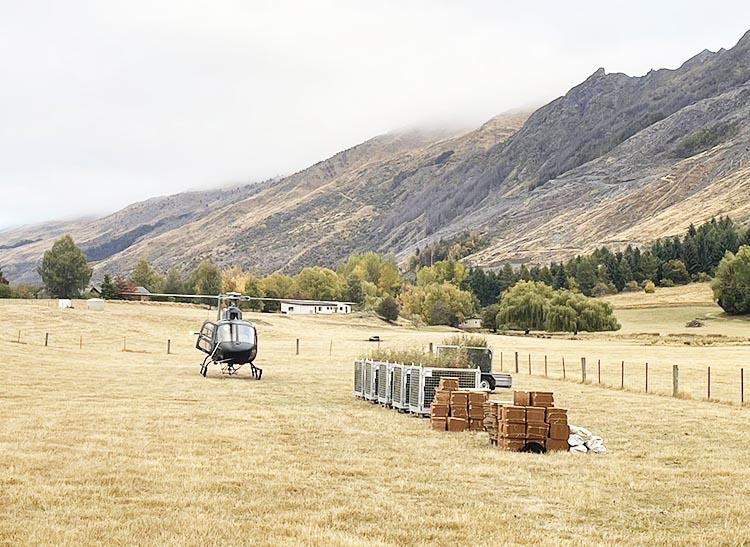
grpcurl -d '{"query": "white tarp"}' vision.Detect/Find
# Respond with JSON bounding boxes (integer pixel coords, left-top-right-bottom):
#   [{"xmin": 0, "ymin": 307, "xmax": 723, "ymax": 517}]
[{"xmin": 58, "ymin": 299, "xmax": 72, "ymax": 310}]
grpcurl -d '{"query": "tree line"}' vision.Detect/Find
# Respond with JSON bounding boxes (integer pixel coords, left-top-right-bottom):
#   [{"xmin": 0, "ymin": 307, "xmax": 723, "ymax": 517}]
[
  {"xmin": 2, "ymin": 216, "xmax": 749, "ymax": 328},
  {"xmin": 462, "ymin": 217, "xmax": 750, "ymax": 305}
]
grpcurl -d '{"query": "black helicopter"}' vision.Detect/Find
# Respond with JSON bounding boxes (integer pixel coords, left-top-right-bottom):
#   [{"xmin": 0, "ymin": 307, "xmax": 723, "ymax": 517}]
[{"xmin": 124, "ymin": 291, "xmax": 349, "ymax": 379}]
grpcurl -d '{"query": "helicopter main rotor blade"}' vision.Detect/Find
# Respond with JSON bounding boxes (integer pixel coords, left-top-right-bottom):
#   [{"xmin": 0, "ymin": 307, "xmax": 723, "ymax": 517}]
[{"xmin": 119, "ymin": 292, "xmax": 354, "ymax": 305}]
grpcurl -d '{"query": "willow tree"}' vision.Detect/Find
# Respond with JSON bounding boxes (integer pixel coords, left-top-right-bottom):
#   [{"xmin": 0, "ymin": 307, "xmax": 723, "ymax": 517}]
[
  {"xmin": 496, "ymin": 281, "xmax": 552, "ymax": 332},
  {"xmin": 496, "ymin": 280, "xmax": 619, "ymax": 333}
]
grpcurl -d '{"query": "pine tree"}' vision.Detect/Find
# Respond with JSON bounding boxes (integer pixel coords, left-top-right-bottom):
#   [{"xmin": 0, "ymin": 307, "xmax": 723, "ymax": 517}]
[
  {"xmin": 576, "ymin": 260, "xmax": 597, "ymax": 296},
  {"xmin": 682, "ymin": 236, "xmax": 700, "ymax": 276},
  {"xmin": 100, "ymin": 274, "xmax": 119, "ymax": 299},
  {"xmin": 518, "ymin": 264, "xmax": 532, "ymax": 281},
  {"xmin": 552, "ymin": 263, "xmax": 568, "ymax": 290},
  {"xmin": 499, "ymin": 263, "xmax": 517, "ymax": 294},
  {"xmin": 640, "ymin": 251, "xmax": 659, "ymax": 283}
]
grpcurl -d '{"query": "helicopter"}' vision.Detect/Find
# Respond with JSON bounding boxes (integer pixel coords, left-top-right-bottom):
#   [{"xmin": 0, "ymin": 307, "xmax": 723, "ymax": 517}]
[{"xmin": 122, "ymin": 290, "xmax": 351, "ymax": 379}]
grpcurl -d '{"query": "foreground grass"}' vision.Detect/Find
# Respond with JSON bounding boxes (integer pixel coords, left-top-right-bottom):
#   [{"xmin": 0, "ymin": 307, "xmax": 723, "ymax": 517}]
[{"xmin": 1, "ymin": 300, "xmax": 750, "ymax": 544}]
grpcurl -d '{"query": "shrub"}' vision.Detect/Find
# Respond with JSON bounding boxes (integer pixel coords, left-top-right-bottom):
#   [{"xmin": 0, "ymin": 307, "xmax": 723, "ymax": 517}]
[
  {"xmin": 696, "ymin": 272, "xmax": 712, "ymax": 283},
  {"xmin": 644, "ymin": 280, "xmax": 656, "ymax": 293},
  {"xmin": 364, "ymin": 347, "xmax": 471, "ymax": 368},
  {"xmin": 376, "ymin": 296, "xmax": 400, "ymax": 322},
  {"xmin": 674, "ymin": 122, "xmax": 739, "ymax": 158},
  {"xmin": 712, "ymin": 245, "xmax": 750, "ymax": 315},
  {"xmin": 442, "ymin": 334, "xmax": 487, "ymax": 348},
  {"xmin": 623, "ymin": 281, "xmax": 640, "ymax": 292},
  {"xmin": 591, "ymin": 282, "xmax": 616, "ymax": 297},
  {"xmin": 660, "ymin": 278, "xmax": 675, "ymax": 288},
  {"xmin": 0, "ymin": 284, "xmax": 11, "ymax": 298},
  {"xmin": 662, "ymin": 259, "xmax": 690, "ymax": 285}
]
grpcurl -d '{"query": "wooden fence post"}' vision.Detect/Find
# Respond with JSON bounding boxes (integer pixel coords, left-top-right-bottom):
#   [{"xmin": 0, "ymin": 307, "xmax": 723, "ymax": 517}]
[
  {"xmin": 672, "ymin": 365, "xmax": 679, "ymax": 397},
  {"xmin": 645, "ymin": 362, "xmax": 649, "ymax": 393},
  {"xmin": 528, "ymin": 354, "xmax": 531, "ymax": 375},
  {"xmin": 515, "ymin": 352, "xmax": 519, "ymax": 373},
  {"xmin": 544, "ymin": 355, "xmax": 548, "ymax": 377},
  {"xmin": 45, "ymin": 333, "xmax": 49, "ymax": 347},
  {"xmin": 707, "ymin": 366, "xmax": 711, "ymax": 400},
  {"xmin": 597, "ymin": 359, "xmax": 601, "ymax": 384},
  {"xmin": 581, "ymin": 357, "xmax": 587, "ymax": 383},
  {"xmin": 562, "ymin": 357, "xmax": 566, "ymax": 380},
  {"xmin": 500, "ymin": 352, "xmax": 503, "ymax": 372},
  {"xmin": 741, "ymin": 368, "xmax": 744, "ymax": 405},
  {"xmin": 621, "ymin": 361, "xmax": 624, "ymax": 389},
  {"xmin": 429, "ymin": 342, "xmax": 433, "ymax": 354},
  {"xmin": 296, "ymin": 338, "xmax": 300, "ymax": 355},
  {"xmin": 167, "ymin": 339, "xmax": 171, "ymax": 355}
]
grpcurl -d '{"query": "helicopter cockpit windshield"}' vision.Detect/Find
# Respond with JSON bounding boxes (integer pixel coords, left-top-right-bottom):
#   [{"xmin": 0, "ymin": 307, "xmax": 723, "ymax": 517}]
[{"xmin": 216, "ymin": 323, "xmax": 256, "ymax": 345}]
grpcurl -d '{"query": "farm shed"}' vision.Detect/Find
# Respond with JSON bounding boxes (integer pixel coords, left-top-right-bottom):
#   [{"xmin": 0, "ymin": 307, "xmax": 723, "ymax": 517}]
[
  {"xmin": 458, "ymin": 317, "xmax": 482, "ymax": 330},
  {"xmin": 280, "ymin": 300, "xmax": 351, "ymax": 315}
]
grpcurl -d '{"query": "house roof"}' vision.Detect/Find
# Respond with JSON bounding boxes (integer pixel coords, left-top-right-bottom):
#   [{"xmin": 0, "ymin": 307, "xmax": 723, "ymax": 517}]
[
  {"xmin": 280, "ymin": 299, "xmax": 348, "ymax": 306},
  {"xmin": 132, "ymin": 286, "xmax": 151, "ymax": 295}
]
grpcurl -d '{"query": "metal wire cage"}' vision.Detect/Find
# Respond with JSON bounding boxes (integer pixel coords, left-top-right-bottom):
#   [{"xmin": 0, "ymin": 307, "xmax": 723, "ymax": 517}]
[
  {"xmin": 377, "ymin": 362, "xmax": 393, "ymax": 405},
  {"xmin": 363, "ymin": 360, "xmax": 378, "ymax": 401},
  {"xmin": 391, "ymin": 364, "xmax": 405, "ymax": 409},
  {"xmin": 408, "ymin": 366, "xmax": 481, "ymax": 415},
  {"xmin": 353, "ymin": 360, "xmax": 364, "ymax": 397}
]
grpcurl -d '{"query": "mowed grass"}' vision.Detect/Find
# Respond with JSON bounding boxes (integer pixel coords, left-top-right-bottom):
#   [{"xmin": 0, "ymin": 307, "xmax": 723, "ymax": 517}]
[{"xmin": 1, "ymin": 298, "xmax": 750, "ymax": 545}]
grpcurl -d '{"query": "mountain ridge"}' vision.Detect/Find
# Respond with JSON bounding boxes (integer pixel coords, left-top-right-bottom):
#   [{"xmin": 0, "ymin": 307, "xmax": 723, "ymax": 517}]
[{"xmin": 2, "ymin": 30, "xmax": 750, "ymax": 283}]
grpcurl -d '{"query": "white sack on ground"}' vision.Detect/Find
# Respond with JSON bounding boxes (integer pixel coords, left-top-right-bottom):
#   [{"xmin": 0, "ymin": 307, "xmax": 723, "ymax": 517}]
[{"xmin": 568, "ymin": 425, "xmax": 607, "ymax": 454}]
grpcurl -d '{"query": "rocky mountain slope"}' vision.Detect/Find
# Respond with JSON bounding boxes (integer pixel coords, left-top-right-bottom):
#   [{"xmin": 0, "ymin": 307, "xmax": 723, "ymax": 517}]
[{"xmin": 2, "ymin": 30, "xmax": 749, "ymax": 283}]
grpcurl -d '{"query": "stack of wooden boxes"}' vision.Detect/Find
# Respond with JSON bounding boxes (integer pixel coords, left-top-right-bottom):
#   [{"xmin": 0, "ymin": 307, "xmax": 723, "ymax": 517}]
[
  {"xmin": 484, "ymin": 401, "xmax": 502, "ymax": 444},
  {"xmin": 493, "ymin": 390, "xmax": 570, "ymax": 452},
  {"xmin": 430, "ymin": 377, "xmax": 489, "ymax": 433},
  {"xmin": 468, "ymin": 391, "xmax": 487, "ymax": 431}
]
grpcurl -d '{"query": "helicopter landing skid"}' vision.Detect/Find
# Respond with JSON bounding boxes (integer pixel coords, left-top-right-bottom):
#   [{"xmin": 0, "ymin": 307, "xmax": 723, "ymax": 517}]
[{"xmin": 199, "ymin": 355, "xmax": 262, "ymax": 380}]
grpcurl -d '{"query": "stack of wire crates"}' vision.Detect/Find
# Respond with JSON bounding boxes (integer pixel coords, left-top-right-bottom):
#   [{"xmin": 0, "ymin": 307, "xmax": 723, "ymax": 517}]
[{"xmin": 354, "ymin": 360, "xmax": 480, "ymax": 416}]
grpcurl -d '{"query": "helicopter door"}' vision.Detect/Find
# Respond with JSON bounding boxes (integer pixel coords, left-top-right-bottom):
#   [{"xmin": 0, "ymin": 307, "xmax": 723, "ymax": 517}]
[{"xmin": 196, "ymin": 321, "xmax": 216, "ymax": 354}]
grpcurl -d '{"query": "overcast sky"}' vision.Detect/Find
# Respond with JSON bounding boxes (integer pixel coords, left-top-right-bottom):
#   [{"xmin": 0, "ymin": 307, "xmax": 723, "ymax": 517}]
[{"xmin": 1, "ymin": 1, "xmax": 749, "ymax": 229}]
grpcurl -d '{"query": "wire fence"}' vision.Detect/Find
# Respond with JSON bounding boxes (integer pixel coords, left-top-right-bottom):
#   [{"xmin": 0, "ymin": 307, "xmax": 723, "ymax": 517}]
[{"xmin": 494, "ymin": 350, "xmax": 748, "ymax": 407}]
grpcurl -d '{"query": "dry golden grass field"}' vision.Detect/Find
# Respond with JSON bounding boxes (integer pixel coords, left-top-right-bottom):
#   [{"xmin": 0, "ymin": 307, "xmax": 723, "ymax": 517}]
[{"xmin": 1, "ymin": 288, "xmax": 749, "ymax": 545}]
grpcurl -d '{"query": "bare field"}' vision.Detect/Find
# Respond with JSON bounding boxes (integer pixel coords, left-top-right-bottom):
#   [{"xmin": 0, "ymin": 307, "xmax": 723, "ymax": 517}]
[{"xmin": 2, "ymin": 298, "xmax": 750, "ymax": 545}]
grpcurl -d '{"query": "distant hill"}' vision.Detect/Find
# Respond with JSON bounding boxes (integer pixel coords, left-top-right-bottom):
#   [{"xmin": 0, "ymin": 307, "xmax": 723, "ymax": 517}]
[{"xmin": 2, "ymin": 29, "xmax": 750, "ymax": 283}]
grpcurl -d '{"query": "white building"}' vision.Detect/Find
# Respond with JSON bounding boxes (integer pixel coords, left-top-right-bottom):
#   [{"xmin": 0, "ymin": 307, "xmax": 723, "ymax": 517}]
[
  {"xmin": 280, "ymin": 300, "xmax": 352, "ymax": 315},
  {"xmin": 458, "ymin": 317, "xmax": 482, "ymax": 330}
]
